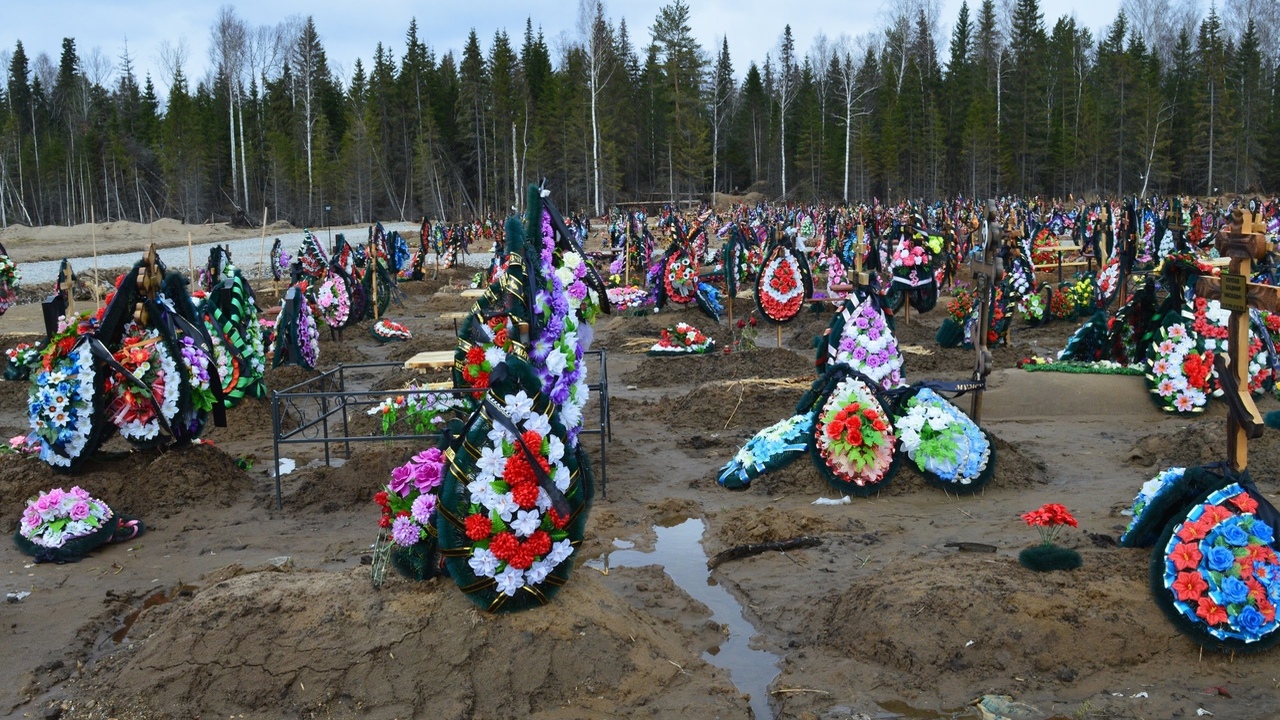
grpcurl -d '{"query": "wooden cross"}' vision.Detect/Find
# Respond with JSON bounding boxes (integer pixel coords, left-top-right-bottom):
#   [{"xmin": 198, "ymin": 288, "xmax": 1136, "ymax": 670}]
[
  {"xmin": 965, "ymin": 200, "xmax": 1005, "ymax": 424},
  {"xmin": 851, "ymin": 222, "xmax": 869, "ymax": 289},
  {"xmin": 1194, "ymin": 208, "xmax": 1277, "ymax": 472}
]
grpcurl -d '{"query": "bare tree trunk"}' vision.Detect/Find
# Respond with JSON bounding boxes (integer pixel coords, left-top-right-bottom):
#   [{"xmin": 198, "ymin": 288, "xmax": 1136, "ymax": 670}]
[{"xmin": 238, "ymin": 98, "xmax": 250, "ymax": 212}]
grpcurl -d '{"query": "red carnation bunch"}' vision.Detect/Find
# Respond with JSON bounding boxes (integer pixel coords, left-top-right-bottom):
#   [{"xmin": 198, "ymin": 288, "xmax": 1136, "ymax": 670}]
[{"xmin": 1022, "ymin": 502, "xmax": 1078, "ymax": 545}]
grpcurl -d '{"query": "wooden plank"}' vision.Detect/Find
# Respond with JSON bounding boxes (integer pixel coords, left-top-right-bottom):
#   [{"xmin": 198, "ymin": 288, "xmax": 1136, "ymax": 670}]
[
  {"xmin": 439, "ymin": 311, "xmax": 471, "ymax": 320},
  {"xmin": 460, "ymin": 288, "xmax": 485, "ymax": 298},
  {"xmin": 403, "ymin": 350, "xmax": 457, "ymax": 370}
]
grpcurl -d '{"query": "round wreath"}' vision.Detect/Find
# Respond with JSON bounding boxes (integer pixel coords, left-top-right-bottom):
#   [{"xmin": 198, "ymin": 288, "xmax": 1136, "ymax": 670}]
[
  {"xmin": 1151, "ymin": 481, "xmax": 1280, "ymax": 652},
  {"xmin": 892, "ymin": 387, "xmax": 994, "ymax": 494},
  {"xmin": 104, "ymin": 327, "xmax": 181, "ymax": 447},
  {"xmin": 1145, "ymin": 317, "xmax": 1214, "ymax": 414},
  {"xmin": 649, "ymin": 323, "xmax": 715, "ymax": 355},
  {"xmin": 718, "ymin": 411, "xmax": 815, "ymax": 490},
  {"xmin": 314, "ymin": 274, "xmax": 351, "ymax": 329},
  {"xmin": 823, "ymin": 291, "xmax": 905, "ymax": 390},
  {"xmin": 809, "ymin": 371, "xmax": 900, "ymax": 495},
  {"xmin": 662, "ymin": 251, "xmax": 698, "ymax": 304},
  {"xmin": 371, "ymin": 319, "xmax": 413, "ymax": 343}
]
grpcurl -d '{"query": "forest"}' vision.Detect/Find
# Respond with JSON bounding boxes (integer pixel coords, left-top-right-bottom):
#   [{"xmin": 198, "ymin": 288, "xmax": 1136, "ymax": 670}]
[{"xmin": 0, "ymin": 0, "xmax": 1278, "ymax": 229}]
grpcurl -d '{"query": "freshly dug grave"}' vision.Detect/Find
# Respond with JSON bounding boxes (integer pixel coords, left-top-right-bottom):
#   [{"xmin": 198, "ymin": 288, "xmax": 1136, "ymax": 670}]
[{"xmin": 62, "ymin": 566, "xmax": 749, "ymax": 720}]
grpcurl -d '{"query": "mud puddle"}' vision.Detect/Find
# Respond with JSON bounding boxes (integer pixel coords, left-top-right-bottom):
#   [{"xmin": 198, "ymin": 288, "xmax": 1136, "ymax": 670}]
[{"xmin": 586, "ymin": 517, "xmax": 781, "ymax": 719}]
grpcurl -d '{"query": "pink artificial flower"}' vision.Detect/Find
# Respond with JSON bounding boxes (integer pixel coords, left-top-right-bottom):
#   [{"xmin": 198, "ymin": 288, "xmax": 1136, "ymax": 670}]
[
  {"xmin": 389, "ymin": 463, "xmax": 415, "ymax": 497},
  {"xmin": 69, "ymin": 486, "xmax": 91, "ymax": 501},
  {"xmin": 9, "ymin": 435, "xmax": 27, "ymax": 450},
  {"xmin": 69, "ymin": 502, "xmax": 91, "ymax": 521},
  {"xmin": 33, "ymin": 494, "xmax": 56, "ymax": 513}
]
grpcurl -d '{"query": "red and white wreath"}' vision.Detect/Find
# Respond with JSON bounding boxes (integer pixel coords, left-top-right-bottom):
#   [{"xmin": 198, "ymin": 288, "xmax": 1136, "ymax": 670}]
[{"xmin": 758, "ymin": 253, "xmax": 806, "ymax": 322}]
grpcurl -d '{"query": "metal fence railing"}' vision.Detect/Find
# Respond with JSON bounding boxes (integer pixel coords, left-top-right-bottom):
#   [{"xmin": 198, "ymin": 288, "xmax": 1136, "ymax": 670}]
[{"xmin": 270, "ymin": 350, "xmax": 612, "ymax": 508}]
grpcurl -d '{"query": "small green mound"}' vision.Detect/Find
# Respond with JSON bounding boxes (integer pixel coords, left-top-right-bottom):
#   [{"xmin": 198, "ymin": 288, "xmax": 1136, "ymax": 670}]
[{"xmin": 1018, "ymin": 544, "xmax": 1082, "ymax": 572}]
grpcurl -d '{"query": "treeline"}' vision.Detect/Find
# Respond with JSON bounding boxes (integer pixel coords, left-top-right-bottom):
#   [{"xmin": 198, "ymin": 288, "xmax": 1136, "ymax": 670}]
[{"xmin": 1, "ymin": 0, "xmax": 1278, "ymax": 229}]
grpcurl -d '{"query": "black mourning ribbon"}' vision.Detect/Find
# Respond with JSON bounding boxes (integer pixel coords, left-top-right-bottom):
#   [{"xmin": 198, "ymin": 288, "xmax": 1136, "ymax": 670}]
[
  {"xmin": 151, "ymin": 299, "xmax": 228, "ymax": 428},
  {"xmin": 543, "ymin": 195, "xmax": 612, "ymax": 314},
  {"xmin": 86, "ymin": 336, "xmax": 172, "ymax": 437},
  {"xmin": 480, "ymin": 364, "xmax": 572, "ymax": 518}
]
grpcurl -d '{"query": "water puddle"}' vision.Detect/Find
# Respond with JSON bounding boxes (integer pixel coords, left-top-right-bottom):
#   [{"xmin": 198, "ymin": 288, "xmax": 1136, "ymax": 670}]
[
  {"xmin": 111, "ymin": 584, "xmax": 197, "ymax": 644},
  {"xmin": 585, "ymin": 518, "xmax": 780, "ymax": 719}
]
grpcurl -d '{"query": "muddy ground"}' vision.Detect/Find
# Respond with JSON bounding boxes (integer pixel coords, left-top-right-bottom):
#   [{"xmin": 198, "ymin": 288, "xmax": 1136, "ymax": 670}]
[{"xmin": 3, "ymin": 265, "xmax": 1280, "ymax": 720}]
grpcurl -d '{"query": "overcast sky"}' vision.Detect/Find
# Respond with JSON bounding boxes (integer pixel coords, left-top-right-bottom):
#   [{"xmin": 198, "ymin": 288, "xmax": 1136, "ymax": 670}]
[{"xmin": 1, "ymin": 0, "xmax": 1124, "ymax": 97}]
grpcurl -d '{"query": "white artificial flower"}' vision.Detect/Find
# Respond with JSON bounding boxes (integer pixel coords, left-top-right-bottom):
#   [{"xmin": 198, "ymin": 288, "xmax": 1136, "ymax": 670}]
[
  {"xmin": 547, "ymin": 539, "xmax": 574, "ymax": 566},
  {"xmin": 485, "ymin": 346, "xmax": 508, "ymax": 368},
  {"xmin": 545, "ymin": 349, "xmax": 568, "ymax": 376},
  {"xmin": 476, "ymin": 445, "xmax": 507, "ymax": 480},
  {"xmin": 468, "ymin": 548, "xmax": 500, "ymax": 578},
  {"xmin": 493, "ymin": 492, "xmax": 520, "ymax": 522},
  {"xmin": 552, "ymin": 462, "xmax": 571, "ymax": 492},
  {"xmin": 525, "ymin": 560, "xmax": 552, "ymax": 586},
  {"xmin": 524, "ymin": 414, "xmax": 552, "ymax": 438},
  {"xmin": 487, "ymin": 425, "xmax": 513, "ymax": 446},
  {"xmin": 535, "ymin": 487, "xmax": 552, "ymax": 512},
  {"xmin": 503, "ymin": 391, "xmax": 535, "ymax": 422},
  {"xmin": 511, "ymin": 509, "xmax": 541, "ymax": 537},
  {"xmin": 547, "ymin": 435, "xmax": 565, "ymax": 465},
  {"xmin": 494, "ymin": 566, "xmax": 525, "ymax": 596}
]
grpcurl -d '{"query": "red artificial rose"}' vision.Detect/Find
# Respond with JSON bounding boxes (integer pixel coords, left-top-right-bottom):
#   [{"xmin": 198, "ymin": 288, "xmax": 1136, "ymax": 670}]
[
  {"xmin": 465, "ymin": 514, "xmax": 493, "ymax": 541},
  {"xmin": 749, "ymin": 316, "xmax": 758, "ymax": 327},
  {"xmin": 512, "ymin": 481, "xmax": 540, "ymax": 510},
  {"xmin": 1172, "ymin": 571, "xmax": 1210, "ymax": 602},
  {"xmin": 845, "ymin": 427, "xmax": 863, "ymax": 446},
  {"xmin": 396, "ymin": 510, "xmax": 410, "ymax": 518},
  {"xmin": 872, "ymin": 419, "xmax": 887, "ymax": 432},
  {"xmin": 378, "ymin": 515, "xmax": 391, "ymax": 528},
  {"xmin": 826, "ymin": 418, "xmax": 846, "ymax": 439},
  {"xmin": 490, "ymin": 531, "xmax": 518, "ymax": 561},
  {"xmin": 736, "ymin": 319, "xmax": 746, "ymax": 329},
  {"xmin": 374, "ymin": 491, "xmax": 389, "ymax": 507}
]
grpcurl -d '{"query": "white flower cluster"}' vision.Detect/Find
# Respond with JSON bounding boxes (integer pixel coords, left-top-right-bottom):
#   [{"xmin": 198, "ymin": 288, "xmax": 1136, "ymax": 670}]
[{"xmin": 465, "ymin": 391, "xmax": 575, "ymax": 595}]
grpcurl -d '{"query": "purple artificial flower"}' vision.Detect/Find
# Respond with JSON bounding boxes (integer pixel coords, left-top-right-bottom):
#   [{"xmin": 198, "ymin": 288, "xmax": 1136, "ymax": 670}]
[
  {"xmin": 852, "ymin": 346, "xmax": 868, "ymax": 361},
  {"xmin": 854, "ymin": 316, "xmax": 870, "ymax": 329},
  {"xmin": 391, "ymin": 515, "xmax": 421, "ymax": 547},
  {"xmin": 412, "ymin": 458, "xmax": 443, "ymax": 492},
  {"xmin": 411, "ymin": 494, "xmax": 437, "ymax": 525}
]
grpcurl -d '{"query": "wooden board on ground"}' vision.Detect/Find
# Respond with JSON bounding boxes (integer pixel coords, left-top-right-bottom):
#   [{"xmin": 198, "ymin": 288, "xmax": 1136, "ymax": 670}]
[
  {"xmin": 404, "ymin": 350, "xmax": 456, "ymax": 370},
  {"xmin": 439, "ymin": 311, "xmax": 470, "ymax": 321},
  {"xmin": 460, "ymin": 289, "xmax": 485, "ymax": 298}
]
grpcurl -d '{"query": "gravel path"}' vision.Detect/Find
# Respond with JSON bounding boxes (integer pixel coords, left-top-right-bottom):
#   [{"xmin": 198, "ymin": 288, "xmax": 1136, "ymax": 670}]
[{"xmin": 13, "ymin": 223, "xmax": 494, "ymax": 285}]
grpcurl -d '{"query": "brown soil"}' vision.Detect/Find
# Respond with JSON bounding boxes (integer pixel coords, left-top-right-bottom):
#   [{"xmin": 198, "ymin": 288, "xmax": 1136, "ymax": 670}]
[
  {"xmin": 0, "ymin": 444, "xmax": 253, "ymax": 528},
  {"xmin": 63, "ymin": 567, "xmax": 747, "ymax": 720}
]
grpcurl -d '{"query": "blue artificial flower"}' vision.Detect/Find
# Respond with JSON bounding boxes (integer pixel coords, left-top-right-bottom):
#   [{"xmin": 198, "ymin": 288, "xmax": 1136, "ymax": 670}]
[
  {"xmin": 1206, "ymin": 546, "xmax": 1236, "ymax": 573},
  {"xmin": 1251, "ymin": 519, "xmax": 1275, "ymax": 545},
  {"xmin": 1219, "ymin": 577, "xmax": 1250, "ymax": 605},
  {"xmin": 1221, "ymin": 523, "xmax": 1250, "ymax": 547},
  {"xmin": 1235, "ymin": 606, "xmax": 1266, "ymax": 636}
]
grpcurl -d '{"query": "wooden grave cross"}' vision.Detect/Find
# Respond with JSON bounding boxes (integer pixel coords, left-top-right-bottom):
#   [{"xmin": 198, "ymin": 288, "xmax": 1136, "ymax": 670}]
[
  {"xmin": 1193, "ymin": 208, "xmax": 1278, "ymax": 472},
  {"xmin": 964, "ymin": 201, "xmax": 1005, "ymax": 424}
]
